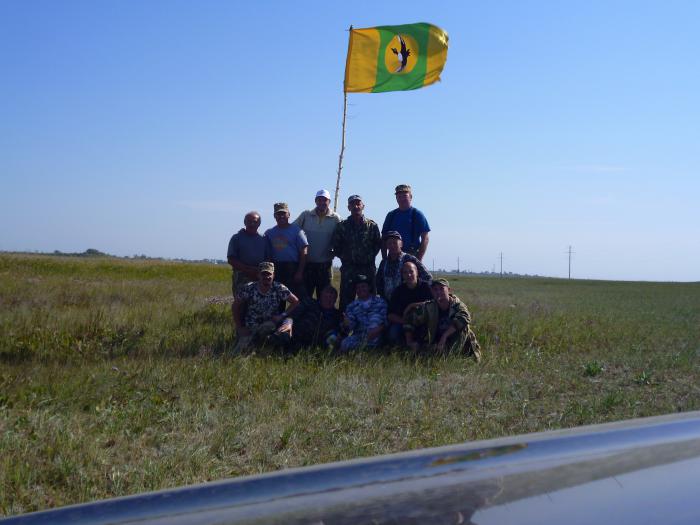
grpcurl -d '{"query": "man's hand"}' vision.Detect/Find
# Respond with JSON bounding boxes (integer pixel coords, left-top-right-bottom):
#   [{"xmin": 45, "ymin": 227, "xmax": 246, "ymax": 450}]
[
  {"xmin": 275, "ymin": 318, "xmax": 292, "ymax": 334},
  {"xmin": 408, "ymin": 341, "xmax": 420, "ymax": 352},
  {"xmin": 238, "ymin": 326, "xmax": 251, "ymax": 336},
  {"xmin": 436, "ymin": 336, "xmax": 448, "ymax": 352}
]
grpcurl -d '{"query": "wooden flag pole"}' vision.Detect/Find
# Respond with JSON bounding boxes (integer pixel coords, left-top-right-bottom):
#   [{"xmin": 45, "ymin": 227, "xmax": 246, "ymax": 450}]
[
  {"xmin": 333, "ymin": 91, "xmax": 348, "ymax": 212},
  {"xmin": 333, "ymin": 25, "xmax": 353, "ymax": 212}
]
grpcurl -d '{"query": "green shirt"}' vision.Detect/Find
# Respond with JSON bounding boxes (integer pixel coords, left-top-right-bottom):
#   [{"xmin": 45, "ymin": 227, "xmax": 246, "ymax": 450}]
[{"xmin": 331, "ymin": 216, "xmax": 382, "ymax": 266}]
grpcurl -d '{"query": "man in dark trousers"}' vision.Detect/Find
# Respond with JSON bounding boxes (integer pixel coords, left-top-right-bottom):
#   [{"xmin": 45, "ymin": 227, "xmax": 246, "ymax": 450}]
[
  {"xmin": 227, "ymin": 211, "xmax": 269, "ymax": 326},
  {"xmin": 331, "ymin": 195, "xmax": 382, "ymax": 311}
]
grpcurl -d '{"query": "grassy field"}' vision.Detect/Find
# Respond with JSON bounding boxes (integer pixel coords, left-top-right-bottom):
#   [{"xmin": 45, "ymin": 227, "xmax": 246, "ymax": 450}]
[{"xmin": 1, "ymin": 253, "xmax": 699, "ymax": 516}]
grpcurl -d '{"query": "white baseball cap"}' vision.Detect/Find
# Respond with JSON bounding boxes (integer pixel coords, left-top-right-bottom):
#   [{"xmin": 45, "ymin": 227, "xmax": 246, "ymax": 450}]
[{"xmin": 315, "ymin": 189, "xmax": 331, "ymax": 200}]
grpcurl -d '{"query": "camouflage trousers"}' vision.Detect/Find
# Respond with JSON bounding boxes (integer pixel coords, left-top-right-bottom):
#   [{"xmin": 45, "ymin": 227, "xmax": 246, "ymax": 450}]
[
  {"xmin": 412, "ymin": 326, "xmax": 481, "ymax": 362},
  {"xmin": 232, "ymin": 321, "xmax": 277, "ymax": 354},
  {"xmin": 338, "ymin": 264, "xmax": 376, "ymax": 312}
]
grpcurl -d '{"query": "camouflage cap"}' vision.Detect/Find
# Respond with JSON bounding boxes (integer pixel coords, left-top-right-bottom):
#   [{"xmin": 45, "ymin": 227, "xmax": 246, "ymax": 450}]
[
  {"xmin": 431, "ymin": 278, "xmax": 450, "ymax": 288},
  {"xmin": 383, "ymin": 230, "xmax": 402, "ymax": 241},
  {"xmin": 395, "ymin": 184, "xmax": 412, "ymax": 194},
  {"xmin": 273, "ymin": 202, "xmax": 289, "ymax": 214},
  {"xmin": 347, "ymin": 194, "xmax": 363, "ymax": 204},
  {"xmin": 258, "ymin": 261, "xmax": 275, "ymax": 274}
]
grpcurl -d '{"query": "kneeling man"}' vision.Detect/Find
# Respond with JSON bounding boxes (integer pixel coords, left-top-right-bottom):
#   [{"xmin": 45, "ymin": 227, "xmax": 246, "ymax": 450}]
[
  {"xmin": 403, "ymin": 278, "xmax": 481, "ymax": 360},
  {"xmin": 232, "ymin": 261, "xmax": 299, "ymax": 353}
]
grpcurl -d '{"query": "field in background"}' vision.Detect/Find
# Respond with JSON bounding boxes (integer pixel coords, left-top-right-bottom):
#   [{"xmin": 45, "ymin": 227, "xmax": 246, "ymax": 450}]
[{"xmin": 1, "ymin": 253, "xmax": 699, "ymax": 516}]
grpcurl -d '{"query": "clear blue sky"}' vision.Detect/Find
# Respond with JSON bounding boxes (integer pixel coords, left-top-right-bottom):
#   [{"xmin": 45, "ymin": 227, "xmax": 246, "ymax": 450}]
[{"xmin": 2, "ymin": 1, "xmax": 698, "ymax": 281}]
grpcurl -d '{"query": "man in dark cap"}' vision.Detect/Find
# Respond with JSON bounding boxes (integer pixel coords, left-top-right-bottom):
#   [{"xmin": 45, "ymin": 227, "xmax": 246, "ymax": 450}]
[
  {"xmin": 376, "ymin": 230, "xmax": 431, "ymax": 303},
  {"xmin": 403, "ymin": 278, "xmax": 481, "ymax": 361},
  {"xmin": 331, "ymin": 194, "xmax": 382, "ymax": 311},
  {"xmin": 232, "ymin": 261, "xmax": 300, "ymax": 353},
  {"xmin": 381, "ymin": 184, "xmax": 431, "ymax": 261}
]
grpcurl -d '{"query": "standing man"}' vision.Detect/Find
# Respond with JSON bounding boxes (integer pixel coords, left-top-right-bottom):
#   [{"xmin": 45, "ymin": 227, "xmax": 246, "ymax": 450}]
[
  {"xmin": 331, "ymin": 194, "xmax": 382, "ymax": 311},
  {"xmin": 293, "ymin": 189, "xmax": 341, "ymax": 299},
  {"xmin": 227, "ymin": 211, "xmax": 268, "ymax": 324},
  {"xmin": 264, "ymin": 202, "xmax": 309, "ymax": 298},
  {"xmin": 381, "ymin": 184, "xmax": 431, "ymax": 261}
]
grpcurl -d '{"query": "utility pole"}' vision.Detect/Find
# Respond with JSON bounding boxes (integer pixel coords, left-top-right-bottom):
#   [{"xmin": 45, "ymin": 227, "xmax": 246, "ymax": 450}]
[
  {"xmin": 500, "ymin": 252, "xmax": 503, "ymax": 277},
  {"xmin": 432, "ymin": 258, "xmax": 435, "ymax": 273},
  {"xmin": 457, "ymin": 257, "xmax": 460, "ymax": 273},
  {"xmin": 567, "ymin": 245, "xmax": 574, "ymax": 279}
]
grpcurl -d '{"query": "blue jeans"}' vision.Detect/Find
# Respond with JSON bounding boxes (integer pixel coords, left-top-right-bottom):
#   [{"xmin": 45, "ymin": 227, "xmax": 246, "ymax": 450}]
[{"xmin": 387, "ymin": 323, "xmax": 404, "ymax": 346}]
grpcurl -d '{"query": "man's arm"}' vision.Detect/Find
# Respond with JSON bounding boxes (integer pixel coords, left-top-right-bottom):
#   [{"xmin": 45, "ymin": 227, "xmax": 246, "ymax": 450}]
[
  {"xmin": 272, "ymin": 291, "xmax": 301, "ymax": 324},
  {"xmin": 331, "ymin": 223, "xmax": 344, "ymax": 261},
  {"xmin": 232, "ymin": 297, "xmax": 250, "ymax": 336},
  {"xmin": 371, "ymin": 222, "xmax": 382, "ymax": 258},
  {"xmin": 294, "ymin": 246, "xmax": 308, "ymax": 283},
  {"xmin": 412, "ymin": 255, "xmax": 432, "ymax": 283},
  {"xmin": 375, "ymin": 260, "xmax": 385, "ymax": 298},
  {"xmin": 292, "ymin": 211, "xmax": 305, "ymax": 229},
  {"xmin": 380, "ymin": 212, "xmax": 391, "ymax": 259},
  {"xmin": 228, "ymin": 256, "xmax": 259, "ymax": 281},
  {"xmin": 417, "ymin": 231, "xmax": 430, "ymax": 261},
  {"xmin": 436, "ymin": 324, "xmax": 457, "ymax": 351},
  {"xmin": 402, "ymin": 303, "xmax": 423, "ymax": 350}
]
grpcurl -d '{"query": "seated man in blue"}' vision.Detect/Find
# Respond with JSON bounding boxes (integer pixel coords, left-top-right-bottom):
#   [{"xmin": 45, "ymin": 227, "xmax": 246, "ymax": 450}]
[
  {"xmin": 339, "ymin": 275, "xmax": 387, "ymax": 352},
  {"xmin": 381, "ymin": 184, "xmax": 430, "ymax": 261}
]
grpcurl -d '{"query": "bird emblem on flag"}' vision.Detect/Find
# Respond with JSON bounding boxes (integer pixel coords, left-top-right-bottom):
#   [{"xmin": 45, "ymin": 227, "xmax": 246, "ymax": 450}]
[{"xmin": 391, "ymin": 35, "xmax": 411, "ymax": 73}]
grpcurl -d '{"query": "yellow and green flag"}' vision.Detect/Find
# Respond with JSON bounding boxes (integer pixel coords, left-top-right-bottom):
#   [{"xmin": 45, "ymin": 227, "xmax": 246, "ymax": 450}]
[{"xmin": 344, "ymin": 22, "xmax": 449, "ymax": 93}]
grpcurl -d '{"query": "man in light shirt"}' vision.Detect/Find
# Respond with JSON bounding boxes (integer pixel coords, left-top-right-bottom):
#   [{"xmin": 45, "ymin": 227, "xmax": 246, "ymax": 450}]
[{"xmin": 294, "ymin": 189, "xmax": 341, "ymax": 299}]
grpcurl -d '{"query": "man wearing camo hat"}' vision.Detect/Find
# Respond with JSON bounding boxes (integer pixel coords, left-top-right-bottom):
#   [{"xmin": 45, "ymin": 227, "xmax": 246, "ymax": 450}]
[
  {"xmin": 264, "ymin": 202, "xmax": 309, "ymax": 298},
  {"xmin": 403, "ymin": 278, "xmax": 481, "ymax": 361},
  {"xmin": 232, "ymin": 261, "xmax": 300, "ymax": 353},
  {"xmin": 331, "ymin": 194, "xmax": 382, "ymax": 311},
  {"xmin": 381, "ymin": 184, "xmax": 431, "ymax": 261}
]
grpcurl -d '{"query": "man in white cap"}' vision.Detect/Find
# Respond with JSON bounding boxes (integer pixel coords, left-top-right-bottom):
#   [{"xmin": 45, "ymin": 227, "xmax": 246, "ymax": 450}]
[{"xmin": 293, "ymin": 189, "xmax": 341, "ymax": 299}]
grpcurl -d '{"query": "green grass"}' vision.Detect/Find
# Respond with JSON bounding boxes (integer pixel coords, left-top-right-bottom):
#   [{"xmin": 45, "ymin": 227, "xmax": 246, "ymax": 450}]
[{"xmin": 1, "ymin": 253, "xmax": 699, "ymax": 516}]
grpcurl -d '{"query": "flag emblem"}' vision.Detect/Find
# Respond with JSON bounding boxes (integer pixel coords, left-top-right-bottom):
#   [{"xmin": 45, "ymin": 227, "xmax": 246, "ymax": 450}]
[
  {"xmin": 344, "ymin": 22, "xmax": 448, "ymax": 93},
  {"xmin": 386, "ymin": 34, "xmax": 418, "ymax": 74}
]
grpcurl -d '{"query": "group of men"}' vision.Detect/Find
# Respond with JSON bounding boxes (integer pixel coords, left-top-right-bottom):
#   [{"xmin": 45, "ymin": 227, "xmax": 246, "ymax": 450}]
[{"xmin": 227, "ymin": 185, "xmax": 480, "ymax": 360}]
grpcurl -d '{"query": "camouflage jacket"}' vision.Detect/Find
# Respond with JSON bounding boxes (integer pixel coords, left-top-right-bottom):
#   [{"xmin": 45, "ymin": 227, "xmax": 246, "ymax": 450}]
[
  {"xmin": 404, "ymin": 295, "xmax": 472, "ymax": 344},
  {"xmin": 331, "ymin": 216, "xmax": 381, "ymax": 266}
]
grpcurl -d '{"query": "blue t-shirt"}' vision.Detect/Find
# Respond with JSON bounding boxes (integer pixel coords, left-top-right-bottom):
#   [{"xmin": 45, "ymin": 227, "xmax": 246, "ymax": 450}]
[
  {"xmin": 381, "ymin": 207, "xmax": 430, "ymax": 252},
  {"xmin": 264, "ymin": 224, "xmax": 309, "ymax": 263}
]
